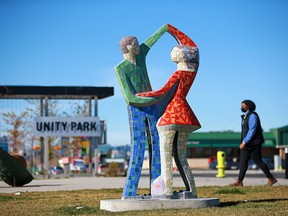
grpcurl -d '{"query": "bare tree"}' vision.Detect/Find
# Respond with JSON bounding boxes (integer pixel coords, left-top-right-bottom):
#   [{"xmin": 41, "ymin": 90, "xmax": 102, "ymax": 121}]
[{"xmin": 2, "ymin": 111, "xmax": 28, "ymax": 154}]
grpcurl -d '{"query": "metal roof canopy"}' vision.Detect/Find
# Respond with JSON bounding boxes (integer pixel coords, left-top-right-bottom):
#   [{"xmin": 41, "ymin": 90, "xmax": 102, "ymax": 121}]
[{"xmin": 0, "ymin": 85, "xmax": 114, "ymax": 99}]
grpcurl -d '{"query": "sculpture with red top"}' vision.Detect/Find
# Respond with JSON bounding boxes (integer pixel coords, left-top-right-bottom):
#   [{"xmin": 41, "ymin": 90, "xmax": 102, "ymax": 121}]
[
  {"xmin": 115, "ymin": 24, "xmax": 200, "ymax": 199},
  {"xmin": 137, "ymin": 44, "xmax": 200, "ymax": 199}
]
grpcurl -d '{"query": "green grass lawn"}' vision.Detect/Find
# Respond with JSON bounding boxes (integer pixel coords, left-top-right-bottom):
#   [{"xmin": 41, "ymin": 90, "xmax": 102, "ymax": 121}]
[{"xmin": 0, "ymin": 186, "xmax": 287, "ymax": 215}]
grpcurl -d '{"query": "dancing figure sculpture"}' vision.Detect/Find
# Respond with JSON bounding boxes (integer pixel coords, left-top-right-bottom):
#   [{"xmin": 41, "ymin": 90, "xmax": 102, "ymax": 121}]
[
  {"xmin": 115, "ymin": 24, "xmax": 199, "ymax": 199},
  {"xmin": 115, "ymin": 25, "xmax": 173, "ymax": 198},
  {"xmin": 137, "ymin": 45, "xmax": 200, "ymax": 198}
]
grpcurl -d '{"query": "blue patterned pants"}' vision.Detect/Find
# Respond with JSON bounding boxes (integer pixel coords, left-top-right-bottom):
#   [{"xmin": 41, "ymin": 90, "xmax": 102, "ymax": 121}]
[{"xmin": 122, "ymin": 105, "xmax": 161, "ymax": 198}]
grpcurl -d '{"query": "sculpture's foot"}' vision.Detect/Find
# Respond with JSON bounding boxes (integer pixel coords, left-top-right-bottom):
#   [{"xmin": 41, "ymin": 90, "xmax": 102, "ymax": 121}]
[{"xmin": 151, "ymin": 175, "xmax": 172, "ymax": 199}]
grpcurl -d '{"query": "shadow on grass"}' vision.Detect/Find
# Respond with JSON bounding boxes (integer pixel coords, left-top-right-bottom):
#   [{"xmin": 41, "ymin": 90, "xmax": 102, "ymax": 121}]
[
  {"xmin": 219, "ymin": 198, "xmax": 288, "ymax": 207},
  {"xmin": 214, "ymin": 188, "xmax": 245, "ymax": 194}
]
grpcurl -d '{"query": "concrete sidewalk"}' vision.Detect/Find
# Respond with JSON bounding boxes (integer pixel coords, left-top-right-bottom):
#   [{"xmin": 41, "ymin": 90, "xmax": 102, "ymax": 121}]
[{"xmin": 0, "ymin": 170, "xmax": 287, "ymax": 194}]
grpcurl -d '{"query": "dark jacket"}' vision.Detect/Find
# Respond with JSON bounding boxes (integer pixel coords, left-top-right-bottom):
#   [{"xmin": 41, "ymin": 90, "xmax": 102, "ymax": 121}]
[{"xmin": 241, "ymin": 111, "xmax": 264, "ymax": 148}]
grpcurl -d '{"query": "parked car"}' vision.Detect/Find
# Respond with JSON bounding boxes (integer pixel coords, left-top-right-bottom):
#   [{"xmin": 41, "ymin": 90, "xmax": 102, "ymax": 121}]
[
  {"xmin": 70, "ymin": 159, "xmax": 87, "ymax": 173},
  {"xmin": 49, "ymin": 166, "xmax": 64, "ymax": 175},
  {"xmin": 226, "ymin": 159, "xmax": 240, "ymax": 170}
]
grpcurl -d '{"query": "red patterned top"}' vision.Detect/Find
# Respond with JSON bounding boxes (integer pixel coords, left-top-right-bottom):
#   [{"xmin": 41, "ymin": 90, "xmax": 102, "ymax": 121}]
[
  {"xmin": 168, "ymin": 24, "xmax": 197, "ymax": 47},
  {"xmin": 137, "ymin": 70, "xmax": 200, "ymax": 127}
]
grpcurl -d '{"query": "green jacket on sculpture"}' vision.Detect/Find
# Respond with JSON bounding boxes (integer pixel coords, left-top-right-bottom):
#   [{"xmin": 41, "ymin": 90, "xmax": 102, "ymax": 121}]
[{"xmin": 114, "ymin": 24, "xmax": 169, "ymax": 107}]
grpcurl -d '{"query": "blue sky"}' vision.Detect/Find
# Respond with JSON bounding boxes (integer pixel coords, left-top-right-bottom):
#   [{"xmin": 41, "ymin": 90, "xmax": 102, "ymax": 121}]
[{"xmin": 1, "ymin": 0, "xmax": 288, "ymax": 146}]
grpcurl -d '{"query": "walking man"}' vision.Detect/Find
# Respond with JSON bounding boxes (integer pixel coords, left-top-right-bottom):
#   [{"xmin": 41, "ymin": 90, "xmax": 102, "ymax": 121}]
[{"xmin": 230, "ymin": 100, "xmax": 277, "ymax": 186}]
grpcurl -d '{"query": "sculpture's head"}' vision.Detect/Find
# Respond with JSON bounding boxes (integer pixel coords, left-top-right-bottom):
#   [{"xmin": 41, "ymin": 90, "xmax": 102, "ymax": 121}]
[
  {"xmin": 170, "ymin": 45, "xmax": 199, "ymax": 72},
  {"xmin": 120, "ymin": 36, "xmax": 140, "ymax": 64}
]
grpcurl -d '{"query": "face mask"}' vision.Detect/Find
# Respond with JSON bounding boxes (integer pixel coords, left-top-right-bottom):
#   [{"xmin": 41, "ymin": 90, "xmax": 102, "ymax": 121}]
[{"xmin": 241, "ymin": 107, "xmax": 247, "ymax": 113}]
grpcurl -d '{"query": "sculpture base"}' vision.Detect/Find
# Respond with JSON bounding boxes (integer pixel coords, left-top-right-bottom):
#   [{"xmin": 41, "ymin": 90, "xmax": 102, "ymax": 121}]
[
  {"xmin": 100, "ymin": 197, "xmax": 220, "ymax": 212},
  {"xmin": 151, "ymin": 191, "xmax": 197, "ymax": 199}
]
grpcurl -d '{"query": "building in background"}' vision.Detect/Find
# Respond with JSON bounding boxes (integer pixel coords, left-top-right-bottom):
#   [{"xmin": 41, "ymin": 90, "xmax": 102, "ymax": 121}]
[{"xmin": 185, "ymin": 125, "xmax": 288, "ymax": 169}]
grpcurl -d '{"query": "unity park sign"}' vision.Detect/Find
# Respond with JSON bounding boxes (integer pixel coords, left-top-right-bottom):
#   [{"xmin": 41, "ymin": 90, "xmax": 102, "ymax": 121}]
[{"xmin": 33, "ymin": 117, "xmax": 101, "ymax": 137}]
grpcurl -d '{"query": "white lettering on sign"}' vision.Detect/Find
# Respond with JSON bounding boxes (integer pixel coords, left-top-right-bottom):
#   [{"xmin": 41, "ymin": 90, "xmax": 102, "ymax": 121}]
[{"xmin": 33, "ymin": 117, "xmax": 100, "ymax": 137}]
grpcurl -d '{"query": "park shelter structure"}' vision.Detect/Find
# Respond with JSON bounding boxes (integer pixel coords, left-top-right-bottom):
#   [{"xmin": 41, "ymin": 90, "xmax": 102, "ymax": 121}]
[
  {"xmin": 0, "ymin": 85, "xmax": 114, "ymax": 174},
  {"xmin": 0, "ymin": 86, "xmax": 113, "ymax": 99}
]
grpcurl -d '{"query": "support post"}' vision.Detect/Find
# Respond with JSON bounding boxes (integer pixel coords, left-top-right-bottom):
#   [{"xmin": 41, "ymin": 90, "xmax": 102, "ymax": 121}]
[
  {"xmin": 88, "ymin": 98, "xmax": 93, "ymax": 174},
  {"xmin": 44, "ymin": 97, "xmax": 49, "ymax": 175},
  {"xmin": 40, "ymin": 98, "xmax": 44, "ymax": 172},
  {"xmin": 94, "ymin": 96, "xmax": 99, "ymax": 176},
  {"xmin": 285, "ymin": 148, "xmax": 288, "ymax": 179}
]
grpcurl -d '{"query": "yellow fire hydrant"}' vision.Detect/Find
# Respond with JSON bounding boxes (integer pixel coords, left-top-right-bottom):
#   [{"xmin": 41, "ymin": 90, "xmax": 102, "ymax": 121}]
[{"xmin": 216, "ymin": 151, "xmax": 226, "ymax": 178}]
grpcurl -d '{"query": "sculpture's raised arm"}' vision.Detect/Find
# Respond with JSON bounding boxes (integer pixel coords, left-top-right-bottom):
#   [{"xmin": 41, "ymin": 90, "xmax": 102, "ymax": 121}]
[
  {"xmin": 142, "ymin": 24, "xmax": 168, "ymax": 50},
  {"xmin": 167, "ymin": 24, "xmax": 198, "ymax": 47}
]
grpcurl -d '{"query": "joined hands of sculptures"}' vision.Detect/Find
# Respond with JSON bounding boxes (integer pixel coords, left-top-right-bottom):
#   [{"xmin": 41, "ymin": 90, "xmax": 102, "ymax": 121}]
[{"xmin": 115, "ymin": 24, "xmax": 200, "ymax": 199}]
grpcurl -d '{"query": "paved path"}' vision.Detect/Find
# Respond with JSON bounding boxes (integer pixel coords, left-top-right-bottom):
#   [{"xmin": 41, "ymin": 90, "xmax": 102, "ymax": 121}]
[{"xmin": 0, "ymin": 170, "xmax": 287, "ymax": 194}]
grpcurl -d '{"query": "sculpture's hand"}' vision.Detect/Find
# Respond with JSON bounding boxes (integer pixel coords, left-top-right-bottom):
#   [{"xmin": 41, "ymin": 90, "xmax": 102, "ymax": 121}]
[
  {"xmin": 143, "ymin": 24, "xmax": 169, "ymax": 49},
  {"xmin": 167, "ymin": 24, "xmax": 198, "ymax": 47}
]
